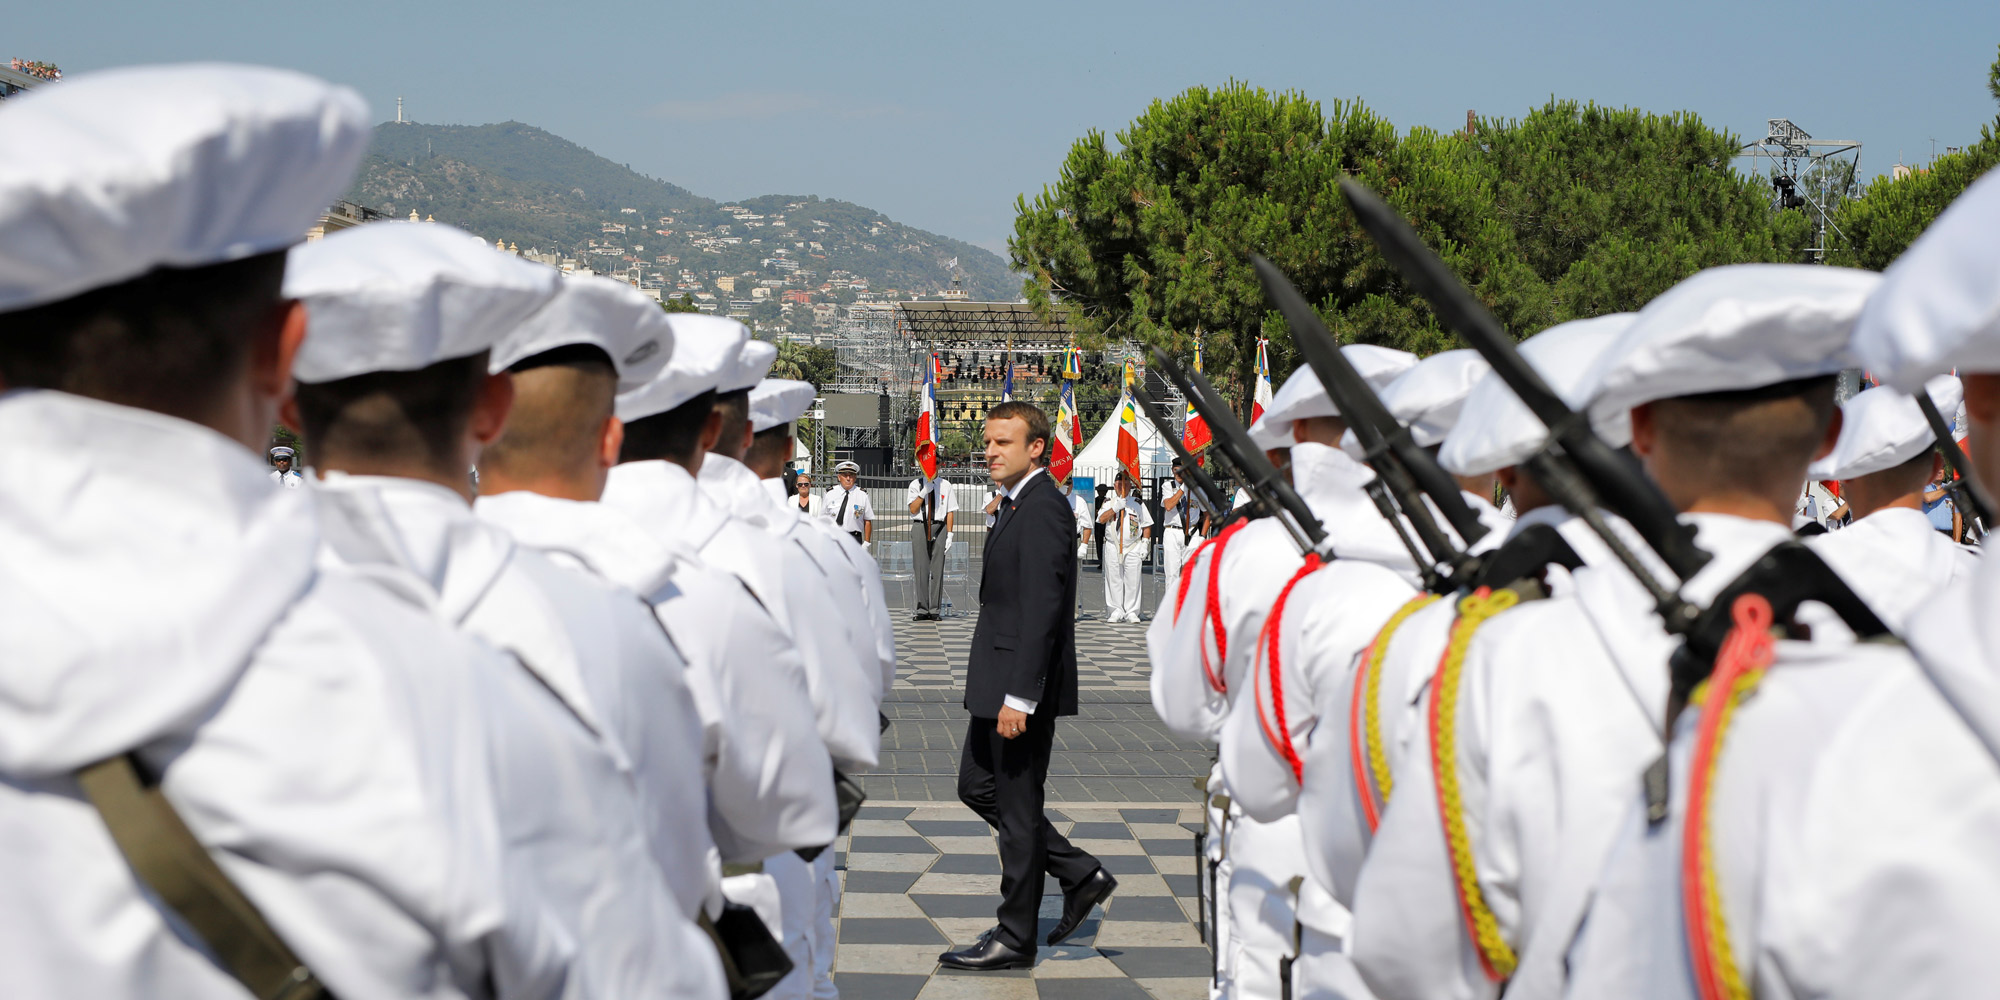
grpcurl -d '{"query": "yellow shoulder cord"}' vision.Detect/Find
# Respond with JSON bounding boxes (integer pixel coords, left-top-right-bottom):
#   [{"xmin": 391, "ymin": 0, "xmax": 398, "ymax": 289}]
[
  {"xmin": 1429, "ymin": 586, "xmax": 1522, "ymax": 982},
  {"xmin": 1683, "ymin": 594, "xmax": 1777, "ymax": 1000},
  {"xmin": 1347, "ymin": 592, "xmax": 1443, "ymax": 832}
]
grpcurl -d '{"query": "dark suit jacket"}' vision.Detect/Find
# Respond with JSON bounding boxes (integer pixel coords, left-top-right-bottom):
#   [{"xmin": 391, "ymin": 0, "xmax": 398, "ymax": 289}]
[{"xmin": 965, "ymin": 470, "xmax": 1079, "ymax": 718}]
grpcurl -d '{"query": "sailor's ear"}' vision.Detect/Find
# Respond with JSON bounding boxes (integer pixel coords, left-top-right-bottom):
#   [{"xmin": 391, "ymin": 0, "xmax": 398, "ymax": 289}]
[
  {"xmin": 469, "ymin": 372, "xmax": 514, "ymax": 447},
  {"xmin": 599, "ymin": 416, "xmax": 624, "ymax": 470},
  {"xmin": 1628, "ymin": 403, "xmax": 1658, "ymax": 458}
]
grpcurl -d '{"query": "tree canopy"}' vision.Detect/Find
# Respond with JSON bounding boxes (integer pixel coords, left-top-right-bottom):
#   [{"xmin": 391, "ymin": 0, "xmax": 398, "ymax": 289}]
[{"xmin": 1009, "ymin": 82, "xmax": 1816, "ymax": 414}]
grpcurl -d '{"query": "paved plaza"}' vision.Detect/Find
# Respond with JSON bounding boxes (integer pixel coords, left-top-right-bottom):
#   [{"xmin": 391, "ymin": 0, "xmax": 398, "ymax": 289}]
[{"xmin": 836, "ymin": 568, "xmax": 1215, "ymax": 1000}]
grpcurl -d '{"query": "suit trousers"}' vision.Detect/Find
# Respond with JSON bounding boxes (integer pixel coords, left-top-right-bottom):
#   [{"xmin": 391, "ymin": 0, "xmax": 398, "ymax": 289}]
[
  {"xmin": 957, "ymin": 713, "xmax": 1100, "ymax": 951},
  {"xmin": 912, "ymin": 523, "xmax": 948, "ymax": 613}
]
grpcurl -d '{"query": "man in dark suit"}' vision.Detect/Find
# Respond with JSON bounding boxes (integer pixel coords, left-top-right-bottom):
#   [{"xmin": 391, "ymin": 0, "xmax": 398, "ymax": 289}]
[{"xmin": 939, "ymin": 401, "xmax": 1116, "ymax": 971}]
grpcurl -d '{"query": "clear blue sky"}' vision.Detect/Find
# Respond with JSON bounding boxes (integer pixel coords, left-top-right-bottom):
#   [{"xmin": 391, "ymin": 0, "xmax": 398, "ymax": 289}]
[{"xmin": 13, "ymin": 1, "xmax": 1999, "ymax": 258}]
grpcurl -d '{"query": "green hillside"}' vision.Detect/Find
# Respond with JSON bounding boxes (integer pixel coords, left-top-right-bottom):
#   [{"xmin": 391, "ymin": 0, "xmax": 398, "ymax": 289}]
[{"xmin": 347, "ymin": 121, "xmax": 1016, "ymax": 301}]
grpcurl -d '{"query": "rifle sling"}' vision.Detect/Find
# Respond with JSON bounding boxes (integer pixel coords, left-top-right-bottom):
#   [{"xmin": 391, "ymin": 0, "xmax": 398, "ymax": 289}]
[{"xmin": 76, "ymin": 753, "xmax": 328, "ymax": 1000}]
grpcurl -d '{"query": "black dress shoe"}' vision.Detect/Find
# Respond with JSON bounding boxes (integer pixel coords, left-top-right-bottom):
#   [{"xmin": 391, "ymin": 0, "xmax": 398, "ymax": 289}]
[
  {"xmin": 1046, "ymin": 867, "xmax": 1117, "ymax": 945},
  {"xmin": 937, "ymin": 931, "xmax": 1035, "ymax": 970}
]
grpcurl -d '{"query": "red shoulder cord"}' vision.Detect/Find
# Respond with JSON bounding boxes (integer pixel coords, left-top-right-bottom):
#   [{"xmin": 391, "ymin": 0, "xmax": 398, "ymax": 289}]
[
  {"xmin": 1256, "ymin": 553, "xmax": 1326, "ymax": 783},
  {"xmin": 1178, "ymin": 520, "xmax": 1249, "ymax": 695},
  {"xmin": 1682, "ymin": 593, "xmax": 1776, "ymax": 1000}
]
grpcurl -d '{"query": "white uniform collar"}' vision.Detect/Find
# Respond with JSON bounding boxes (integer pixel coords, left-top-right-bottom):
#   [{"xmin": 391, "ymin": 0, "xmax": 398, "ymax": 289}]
[
  {"xmin": 697, "ymin": 452, "xmax": 793, "ymax": 532},
  {"xmin": 310, "ymin": 472, "xmax": 511, "ymax": 625},
  {"xmin": 0, "ymin": 390, "xmax": 319, "ymax": 776},
  {"xmin": 601, "ymin": 459, "xmax": 731, "ymax": 556},
  {"xmin": 473, "ymin": 489, "xmax": 681, "ymax": 598}
]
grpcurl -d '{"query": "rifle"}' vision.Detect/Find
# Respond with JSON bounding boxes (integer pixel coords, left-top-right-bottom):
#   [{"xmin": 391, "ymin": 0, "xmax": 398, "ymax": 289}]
[
  {"xmin": 1251, "ymin": 255, "xmax": 1488, "ymax": 592},
  {"xmin": 1916, "ymin": 389, "xmax": 1992, "ymax": 541},
  {"xmin": 1150, "ymin": 346, "xmax": 1328, "ymax": 557},
  {"xmin": 1131, "ymin": 380, "xmax": 1230, "ymax": 524},
  {"xmin": 1337, "ymin": 177, "xmax": 1894, "ymax": 823}
]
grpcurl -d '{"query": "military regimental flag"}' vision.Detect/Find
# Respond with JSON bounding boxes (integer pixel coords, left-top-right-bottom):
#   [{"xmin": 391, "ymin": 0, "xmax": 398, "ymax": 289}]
[
  {"xmin": 1052, "ymin": 380, "xmax": 1080, "ymax": 483},
  {"xmin": 916, "ymin": 352, "xmax": 940, "ymax": 479},
  {"xmin": 1117, "ymin": 360, "xmax": 1141, "ymax": 483},
  {"xmin": 1181, "ymin": 340, "xmax": 1211, "ymax": 460},
  {"xmin": 1251, "ymin": 338, "xmax": 1274, "ymax": 423}
]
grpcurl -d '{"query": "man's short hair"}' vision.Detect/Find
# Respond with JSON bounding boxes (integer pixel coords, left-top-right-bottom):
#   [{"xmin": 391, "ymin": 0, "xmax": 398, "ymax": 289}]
[
  {"xmin": 713, "ymin": 387, "xmax": 751, "ymax": 436},
  {"xmin": 293, "ymin": 351, "xmax": 491, "ymax": 471},
  {"xmin": 745, "ymin": 422, "xmax": 793, "ymax": 470},
  {"xmin": 620, "ymin": 388, "xmax": 717, "ymax": 464},
  {"xmin": 0, "ymin": 252, "xmax": 286, "ymax": 418},
  {"xmin": 1649, "ymin": 375, "xmax": 1840, "ymax": 498},
  {"xmin": 986, "ymin": 400, "xmax": 1051, "ymax": 454},
  {"xmin": 481, "ymin": 344, "xmax": 617, "ymax": 476}
]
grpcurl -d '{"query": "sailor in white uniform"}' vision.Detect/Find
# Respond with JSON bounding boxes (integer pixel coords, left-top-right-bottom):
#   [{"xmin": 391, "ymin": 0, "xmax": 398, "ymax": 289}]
[
  {"xmin": 1218, "ymin": 348, "xmax": 1502, "ymax": 1000},
  {"xmin": 1564, "ymin": 174, "xmax": 2000, "ymax": 1000},
  {"xmin": 0, "ymin": 63, "xmax": 572, "ymax": 1000},
  {"xmin": 601, "ymin": 321, "xmax": 849, "ymax": 1000},
  {"xmin": 269, "ymin": 445, "xmax": 303, "ymax": 487},
  {"xmin": 284, "ymin": 222, "xmax": 726, "ymax": 1000},
  {"xmin": 1802, "ymin": 375, "xmax": 1979, "ymax": 629},
  {"xmin": 1097, "ymin": 470, "xmax": 1154, "ymax": 623},
  {"xmin": 472, "ymin": 306, "xmax": 839, "ymax": 965},
  {"xmin": 1147, "ymin": 346, "xmax": 1417, "ymax": 1000},
  {"xmin": 746, "ymin": 377, "xmax": 902, "ymax": 999},
  {"xmin": 1398, "ymin": 263, "xmax": 1877, "ymax": 1000},
  {"xmin": 1161, "ymin": 459, "xmax": 1206, "ymax": 593},
  {"xmin": 699, "ymin": 354, "xmax": 885, "ymax": 1000}
]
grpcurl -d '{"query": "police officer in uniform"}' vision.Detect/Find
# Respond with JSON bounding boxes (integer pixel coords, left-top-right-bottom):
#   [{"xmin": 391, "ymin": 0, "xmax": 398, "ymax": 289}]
[{"xmin": 825, "ymin": 460, "xmax": 874, "ymax": 546}]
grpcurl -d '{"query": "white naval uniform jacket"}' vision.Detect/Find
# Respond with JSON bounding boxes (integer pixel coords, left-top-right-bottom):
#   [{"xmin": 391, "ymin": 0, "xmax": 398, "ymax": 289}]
[
  {"xmin": 1349, "ymin": 514, "xmax": 1819, "ymax": 1000},
  {"xmin": 1148, "ymin": 442, "xmax": 1429, "ymax": 745},
  {"xmin": 311, "ymin": 473, "xmax": 726, "ymax": 1000},
  {"xmin": 474, "ymin": 488, "xmax": 839, "ymax": 866},
  {"xmin": 1565, "ymin": 526, "xmax": 2000, "ymax": 1000},
  {"xmin": 0, "ymin": 392, "xmax": 570, "ymax": 1000},
  {"xmin": 1806, "ymin": 504, "xmax": 1978, "ymax": 630},
  {"xmin": 769, "ymin": 477, "xmax": 899, "ymax": 700},
  {"xmin": 697, "ymin": 454, "xmax": 882, "ymax": 771}
]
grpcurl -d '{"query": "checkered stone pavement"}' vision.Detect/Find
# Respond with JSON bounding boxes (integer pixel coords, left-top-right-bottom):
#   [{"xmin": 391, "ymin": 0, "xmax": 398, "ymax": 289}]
[
  {"xmin": 833, "ymin": 564, "xmax": 1216, "ymax": 999},
  {"xmin": 833, "ymin": 803, "xmax": 1213, "ymax": 1000}
]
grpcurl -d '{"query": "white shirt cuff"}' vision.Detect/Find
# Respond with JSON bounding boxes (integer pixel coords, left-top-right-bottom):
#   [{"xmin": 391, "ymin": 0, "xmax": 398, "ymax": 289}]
[{"xmin": 1002, "ymin": 695, "xmax": 1039, "ymax": 715}]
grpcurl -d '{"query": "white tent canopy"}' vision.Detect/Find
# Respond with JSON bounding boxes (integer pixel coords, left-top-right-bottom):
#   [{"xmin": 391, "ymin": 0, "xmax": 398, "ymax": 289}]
[{"xmin": 1071, "ymin": 395, "xmax": 1175, "ymax": 487}]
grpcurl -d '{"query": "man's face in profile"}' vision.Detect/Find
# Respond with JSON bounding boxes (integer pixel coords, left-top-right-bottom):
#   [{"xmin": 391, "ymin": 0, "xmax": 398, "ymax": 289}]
[{"xmin": 983, "ymin": 415, "xmax": 1042, "ymax": 488}]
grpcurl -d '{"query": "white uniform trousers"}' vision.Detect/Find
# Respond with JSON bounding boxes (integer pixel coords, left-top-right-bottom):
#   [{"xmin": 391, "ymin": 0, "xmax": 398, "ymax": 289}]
[
  {"xmin": 811, "ymin": 849, "xmax": 839, "ymax": 1000},
  {"xmin": 1104, "ymin": 542, "xmax": 1146, "ymax": 622},
  {"xmin": 1163, "ymin": 527, "xmax": 1194, "ymax": 597},
  {"xmin": 1295, "ymin": 925, "xmax": 1375, "ymax": 1000},
  {"xmin": 1206, "ymin": 774, "xmax": 1234, "ymax": 1000},
  {"xmin": 766, "ymin": 850, "xmax": 818, "ymax": 1000},
  {"xmin": 1223, "ymin": 813, "xmax": 1310, "ymax": 1000}
]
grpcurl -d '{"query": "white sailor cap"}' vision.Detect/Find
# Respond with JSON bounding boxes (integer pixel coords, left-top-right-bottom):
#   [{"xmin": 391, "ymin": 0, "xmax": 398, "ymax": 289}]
[
  {"xmin": 1260, "ymin": 344, "xmax": 1417, "ymax": 441},
  {"xmin": 718, "ymin": 339, "xmax": 778, "ymax": 394},
  {"xmin": 834, "ymin": 460, "xmax": 861, "ymax": 474},
  {"xmin": 1807, "ymin": 375, "xmax": 1963, "ymax": 481},
  {"xmin": 1439, "ymin": 313, "xmax": 1637, "ymax": 476},
  {"xmin": 750, "ymin": 379, "xmax": 815, "ymax": 433},
  {"xmin": 615, "ymin": 313, "xmax": 749, "ymax": 421},
  {"xmin": 269, "ymin": 446, "xmax": 296, "ymax": 459},
  {"xmin": 1583, "ymin": 264, "xmax": 1879, "ymax": 426},
  {"xmin": 286, "ymin": 222, "xmax": 561, "ymax": 383},
  {"xmin": 490, "ymin": 274, "xmax": 674, "ymax": 391},
  {"xmin": 1852, "ymin": 170, "xmax": 2000, "ymax": 390},
  {"xmin": 1338, "ymin": 349, "xmax": 1490, "ymax": 460},
  {"xmin": 0, "ymin": 63, "xmax": 371, "ymax": 313}
]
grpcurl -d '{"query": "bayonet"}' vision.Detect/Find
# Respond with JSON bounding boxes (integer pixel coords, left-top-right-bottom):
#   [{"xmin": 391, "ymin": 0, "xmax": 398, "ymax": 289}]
[{"xmin": 1151, "ymin": 346, "xmax": 1328, "ymax": 556}]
